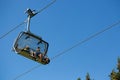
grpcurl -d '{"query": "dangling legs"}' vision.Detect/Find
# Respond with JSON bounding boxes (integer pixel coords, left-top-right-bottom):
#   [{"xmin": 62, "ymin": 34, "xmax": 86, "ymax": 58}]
[{"xmin": 38, "ymin": 54, "xmax": 43, "ymax": 62}]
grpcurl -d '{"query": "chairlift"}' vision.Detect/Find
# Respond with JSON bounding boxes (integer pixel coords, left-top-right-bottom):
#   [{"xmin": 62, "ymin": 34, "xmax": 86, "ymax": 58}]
[{"xmin": 13, "ymin": 9, "xmax": 50, "ymax": 65}]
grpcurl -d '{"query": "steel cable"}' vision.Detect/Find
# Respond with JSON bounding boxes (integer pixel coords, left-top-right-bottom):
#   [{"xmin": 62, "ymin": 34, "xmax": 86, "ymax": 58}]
[{"xmin": 13, "ymin": 20, "xmax": 120, "ymax": 80}]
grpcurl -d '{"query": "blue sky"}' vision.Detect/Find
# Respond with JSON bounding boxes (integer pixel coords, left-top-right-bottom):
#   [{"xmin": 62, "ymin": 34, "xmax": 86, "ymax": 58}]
[{"xmin": 0, "ymin": 0, "xmax": 120, "ymax": 80}]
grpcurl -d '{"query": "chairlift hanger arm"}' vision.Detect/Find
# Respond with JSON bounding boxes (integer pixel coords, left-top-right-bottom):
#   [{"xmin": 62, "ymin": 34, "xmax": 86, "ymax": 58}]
[
  {"xmin": 25, "ymin": 0, "xmax": 56, "ymax": 19},
  {"xmin": 25, "ymin": 0, "xmax": 56, "ymax": 32},
  {"xmin": 25, "ymin": 9, "xmax": 37, "ymax": 32}
]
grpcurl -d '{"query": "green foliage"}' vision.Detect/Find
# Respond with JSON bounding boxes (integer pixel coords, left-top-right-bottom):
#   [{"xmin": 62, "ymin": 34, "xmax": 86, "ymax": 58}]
[
  {"xmin": 110, "ymin": 57, "xmax": 120, "ymax": 80},
  {"xmin": 117, "ymin": 58, "xmax": 120, "ymax": 72},
  {"xmin": 77, "ymin": 77, "xmax": 81, "ymax": 80},
  {"xmin": 86, "ymin": 73, "xmax": 91, "ymax": 80},
  {"xmin": 77, "ymin": 57, "xmax": 120, "ymax": 80}
]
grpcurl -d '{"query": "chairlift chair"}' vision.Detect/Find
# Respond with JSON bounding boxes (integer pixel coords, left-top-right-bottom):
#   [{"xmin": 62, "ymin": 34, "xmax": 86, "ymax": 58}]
[{"xmin": 13, "ymin": 9, "xmax": 50, "ymax": 65}]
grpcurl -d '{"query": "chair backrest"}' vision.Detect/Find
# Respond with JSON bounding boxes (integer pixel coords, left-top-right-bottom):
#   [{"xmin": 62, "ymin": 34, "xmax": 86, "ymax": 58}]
[{"xmin": 13, "ymin": 31, "xmax": 49, "ymax": 56}]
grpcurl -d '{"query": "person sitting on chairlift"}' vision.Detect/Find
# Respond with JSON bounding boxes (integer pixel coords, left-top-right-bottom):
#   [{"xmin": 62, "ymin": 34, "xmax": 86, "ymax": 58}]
[
  {"xmin": 23, "ymin": 45, "xmax": 30, "ymax": 53},
  {"xmin": 34, "ymin": 47, "xmax": 43, "ymax": 61},
  {"xmin": 34, "ymin": 47, "xmax": 50, "ymax": 64}
]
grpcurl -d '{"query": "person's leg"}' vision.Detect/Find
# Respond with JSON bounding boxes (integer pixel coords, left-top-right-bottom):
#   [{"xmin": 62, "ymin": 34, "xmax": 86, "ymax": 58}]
[{"xmin": 38, "ymin": 54, "xmax": 43, "ymax": 61}]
